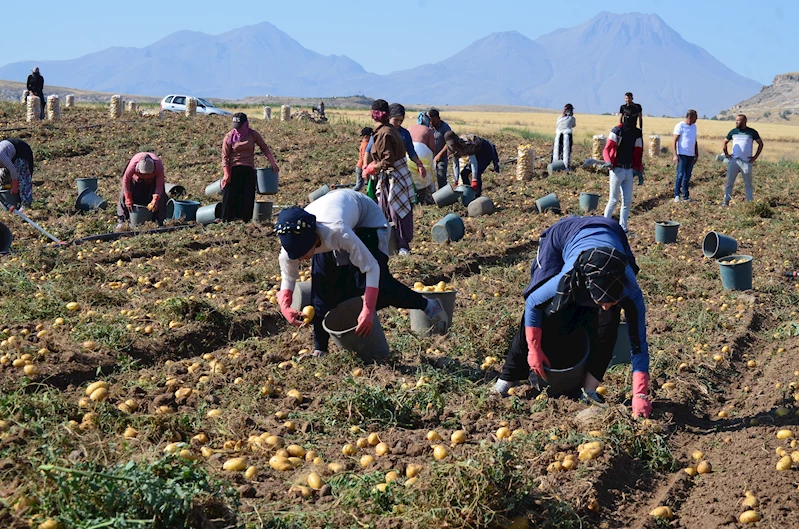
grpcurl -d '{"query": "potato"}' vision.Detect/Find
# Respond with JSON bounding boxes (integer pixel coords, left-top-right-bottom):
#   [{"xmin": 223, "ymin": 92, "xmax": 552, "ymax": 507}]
[
  {"xmin": 367, "ymin": 432, "xmax": 381, "ymax": 446},
  {"xmin": 123, "ymin": 427, "xmax": 138, "ymax": 439},
  {"xmin": 742, "ymin": 494, "xmax": 758, "ymax": 508},
  {"xmin": 301, "ymin": 306, "xmax": 315, "ymax": 324},
  {"xmin": 739, "ymin": 510, "xmax": 761, "ymax": 523},
  {"xmin": 496, "ymin": 427, "xmax": 511, "ymax": 440},
  {"xmin": 328, "ymin": 462, "xmax": 345, "ymax": 474},
  {"xmin": 776, "ymin": 455, "xmax": 792, "ymax": 471},
  {"xmin": 307, "ymin": 472, "xmax": 323, "ymax": 489},
  {"xmin": 561, "ymin": 458, "xmax": 576, "ymax": 471},
  {"xmin": 265, "ymin": 435, "xmax": 284, "ymax": 449},
  {"xmin": 426, "ymin": 430, "xmax": 442, "ymax": 441},
  {"xmin": 342, "ymin": 444, "xmax": 357, "ymax": 456},
  {"xmin": 174, "ymin": 387, "xmax": 192, "ymax": 400},
  {"xmin": 356, "ymin": 437, "xmax": 368, "ymax": 448},
  {"xmin": 385, "ymin": 471, "xmax": 400, "ymax": 483},
  {"xmin": 85, "ymin": 381, "xmax": 109, "ymax": 396},
  {"xmin": 269, "ymin": 456, "xmax": 292, "ymax": 471},
  {"xmin": 777, "ymin": 429, "xmax": 794, "ymax": 440},
  {"xmin": 451, "ymin": 430, "xmax": 466, "ymax": 444},
  {"xmin": 305, "ymin": 450, "xmax": 318, "ymax": 462},
  {"xmin": 375, "ymin": 442, "xmax": 390, "ymax": 456},
  {"xmin": 89, "ymin": 387, "xmax": 109, "ymax": 402},
  {"xmin": 649, "ymin": 506, "xmax": 673, "ymax": 519},
  {"xmin": 245, "ymin": 466, "xmax": 258, "ymax": 480},
  {"xmin": 404, "ymin": 477, "xmax": 418, "ymax": 487},
  {"xmin": 696, "ymin": 461, "xmax": 712, "ymax": 474},
  {"xmin": 360, "ymin": 455, "xmax": 375, "ymax": 468},
  {"xmin": 684, "ymin": 466, "xmax": 697, "ymax": 476},
  {"xmin": 406, "ymin": 464, "xmax": 421, "ymax": 478},
  {"xmin": 223, "ymin": 457, "xmax": 247, "ymax": 472},
  {"xmin": 433, "ymin": 445, "xmax": 449, "ymax": 460},
  {"xmin": 66, "ymin": 301, "xmax": 80, "ymax": 311},
  {"xmin": 38, "ymin": 519, "xmax": 59, "ymax": 529},
  {"xmin": 287, "ymin": 444, "xmax": 306, "ymax": 458},
  {"xmin": 286, "ymin": 389, "xmax": 303, "ymax": 403}
]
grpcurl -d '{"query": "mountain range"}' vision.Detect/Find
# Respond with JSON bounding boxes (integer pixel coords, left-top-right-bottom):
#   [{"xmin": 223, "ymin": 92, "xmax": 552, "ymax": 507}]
[{"xmin": 0, "ymin": 12, "xmax": 761, "ymax": 116}]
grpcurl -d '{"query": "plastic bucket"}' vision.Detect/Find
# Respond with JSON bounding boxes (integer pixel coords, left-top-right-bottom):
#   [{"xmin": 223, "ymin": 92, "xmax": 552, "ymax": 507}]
[
  {"xmin": 654, "ymin": 220, "xmax": 680, "ymax": 243},
  {"xmin": 432, "ymin": 185, "xmax": 462, "ymax": 207},
  {"xmin": 165, "ymin": 183, "xmax": 186, "ymax": 199},
  {"xmin": 609, "ymin": 322, "xmax": 631, "ymax": 367},
  {"xmin": 456, "ymin": 185, "xmax": 476, "ymax": 206},
  {"xmin": 718, "ymin": 255, "xmax": 753, "ymax": 290},
  {"xmin": 322, "ymin": 297, "xmax": 390, "ymax": 363},
  {"xmin": 196, "ymin": 202, "xmax": 222, "ymax": 225},
  {"xmin": 166, "ymin": 199, "xmax": 174, "ymax": 219},
  {"xmin": 75, "ymin": 189, "xmax": 108, "ymax": 211},
  {"xmin": 256, "ymin": 167, "xmax": 278, "ymax": 194},
  {"xmin": 129, "ymin": 204, "xmax": 153, "ymax": 228},
  {"xmin": 467, "ymin": 196, "xmax": 494, "ymax": 217},
  {"xmin": 172, "ymin": 200, "xmax": 201, "ymax": 221},
  {"xmin": 702, "ymin": 231, "xmax": 738, "ymax": 259},
  {"xmin": 541, "ymin": 326, "xmax": 589, "ymax": 395},
  {"xmin": 0, "ymin": 222, "xmax": 12, "ymax": 252},
  {"xmin": 290, "ymin": 281, "xmax": 313, "ymax": 312},
  {"xmin": 308, "ymin": 184, "xmax": 330, "ymax": 203},
  {"xmin": 536, "ymin": 193, "xmax": 560, "ymax": 214},
  {"xmin": 76, "ymin": 177, "xmax": 98, "ymax": 194},
  {"xmin": 579, "ymin": 192, "xmax": 600, "ymax": 213},
  {"xmin": 204, "ymin": 179, "xmax": 223, "ymax": 196},
  {"xmin": 431, "ymin": 213, "xmax": 465, "ymax": 243},
  {"xmin": 0, "ymin": 191, "xmax": 21, "ymax": 208},
  {"xmin": 547, "ymin": 160, "xmax": 567, "ymax": 175},
  {"xmin": 409, "ymin": 289, "xmax": 457, "ymax": 335},
  {"xmin": 253, "ymin": 201, "xmax": 273, "ymax": 223}
]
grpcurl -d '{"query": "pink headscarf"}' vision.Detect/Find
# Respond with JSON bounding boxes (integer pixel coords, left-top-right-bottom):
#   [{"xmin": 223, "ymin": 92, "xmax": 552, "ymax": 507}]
[
  {"xmin": 371, "ymin": 110, "xmax": 389, "ymax": 123},
  {"xmin": 228, "ymin": 121, "xmax": 250, "ymax": 145}
]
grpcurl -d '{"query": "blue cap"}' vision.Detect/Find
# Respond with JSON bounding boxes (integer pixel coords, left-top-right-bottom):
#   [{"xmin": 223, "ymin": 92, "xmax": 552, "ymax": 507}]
[{"xmin": 275, "ymin": 207, "xmax": 317, "ymax": 260}]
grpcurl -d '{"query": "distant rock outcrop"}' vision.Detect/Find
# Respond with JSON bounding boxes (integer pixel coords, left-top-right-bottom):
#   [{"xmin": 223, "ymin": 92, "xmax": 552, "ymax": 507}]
[{"xmin": 719, "ymin": 73, "xmax": 799, "ymax": 120}]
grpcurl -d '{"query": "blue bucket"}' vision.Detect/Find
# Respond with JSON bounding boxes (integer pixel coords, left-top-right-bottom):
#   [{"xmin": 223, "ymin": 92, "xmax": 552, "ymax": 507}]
[
  {"xmin": 0, "ymin": 190, "xmax": 21, "ymax": 208},
  {"xmin": 165, "ymin": 183, "xmax": 186, "ymax": 199},
  {"xmin": 172, "ymin": 200, "xmax": 201, "ymax": 222},
  {"xmin": 75, "ymin": 189, "xmax": 108, "ymax": 211},
  {"xmin": 432, "ymin": 185, "xmax": 462, "ymax": 207},
  {"xmin": 535, "ymin": 193, "xmax": 560, "ymax": 214},
  {"xmin": 718, "ymin": 255, "xmax": 753, "ymax": 290},
  {"xmin": 256, "ymin": 167, "xmax": 278, "ymax": 194},
  {"xmin": 579, "ymin": 193, "xmax": 600, "ymax": 213},
  {"xmin": 253, "ymin": 201, "xmax": 273, "ymax": 223},
  {"xmin": 196, "ymin": 202, "xmax": 222, "ymax": 225},
  {"xmin": 702, "ymin": 231, "xmax": 738, "ymax": 259},
  {"xmin": 431, "ymin": 213, "xmax": 465, "ymax": 243},
  {"xmin": 456, "ymin": 185, "xmax": 476, "ymax": 206},
  {"xmin": 609, "ymin": 322, "xmax": 631, "ymax": 367},
  {"xmin": 76, "ymin": 178, "xmax": 98, "ymax": 194},
  {"xmin": 129, "ymin": 204, "xmax": 153, "ymax": 228},
  {"xmin": 654, "ymin": 221, "xmax": 680, "ymax": 244}
]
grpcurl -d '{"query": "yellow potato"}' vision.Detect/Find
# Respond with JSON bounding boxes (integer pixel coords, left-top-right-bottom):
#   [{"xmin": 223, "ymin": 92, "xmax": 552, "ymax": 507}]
[
  {"xmin": 89, "ymin": 387, "xmax": 109, "ymax": 402},
  {"xmin": 406, "ymin": 464, "xmax": 421, "ymax": 478},
  {"xmin": 269, "ymin": 456, "xmax": 292, "ymax": 471},
  {"xmin": 385, "ymin": 471, "xmax": 400, "ymax": 483},
  {"xmin": 328, "ymin": 462, "xmax": 344, "ymax": 474},
  {"xmin": 245, "ymin": 466, "xmax": 258, "ymax": 480},
  {"xmin": 739, "ymin": 510, "xmax": 761, "ymax": 523},
  {"xmin": 342, "ymin": 444, "xmax": 357, "ymax": 456},
  {"xmin": 85, "ymin": 381, "xmax": 109, "ymax": 396},
  {"xmin": 496, "ymin": 427, "xmax": 511, "ymax": 440},
  {"xmin": 451, "ymin": 430, "xmax": 466, "ymax": 444},
  {"xmin": 649, "ymin": 506, "xmax": 673, "ymax": 519},
  {"xmin": 287, "ymin": 445, "xmax": 306, "ymax": 458},
  {"xmin": 696, "ymin": 461, "xmax": 712, "ymax": 474},
  {"xmin": 375, "ymin": 442, "xmax": 390, "ymax": 456},
  {"xmin": 776, "ymin": 455, "xmax": 792, "ymax": 471},
  {"xmin": 306, "ymin": 472, "xmax": 323, "ymax": 489},
  {"xmin": 367, "ymin": 432, "xmax": 381, "ymax": 446},
  {"xmin": 426, "ymin": 430, "xmax": 442, "ymax": 441},
  {"xmin": 684, "ymin": 467, "xmax": 697, "ymax": 476},
  {"xmin": 360, "ymin": 455, "xmax": 375, "ymax": 468},
  {"xmin": 433, "ymin": 445, "xmax": 449, "ymax": 460},
  {"xmin": 301, "ymin": 305, "xmax": 315, "ymax": 324},
  {"xmin": 742, "ymin": 494, "xmax": 758, "ymax": 508},
  {"xmin": 777, "ymin": 429, "xmax": 794, "ymax": 439},
  {"xmin": 356, "ymin": 438, "xmax": 368, "ymax": 448},
  {"xmin": 223, "ymin": 457, "xmax": 247, "ymax": 472}
]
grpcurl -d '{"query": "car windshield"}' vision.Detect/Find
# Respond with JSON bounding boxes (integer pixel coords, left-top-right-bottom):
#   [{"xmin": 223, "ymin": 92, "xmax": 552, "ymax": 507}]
[{"xmin": 197, "ymin": 98, "xmax": 215, "ymax": 108}]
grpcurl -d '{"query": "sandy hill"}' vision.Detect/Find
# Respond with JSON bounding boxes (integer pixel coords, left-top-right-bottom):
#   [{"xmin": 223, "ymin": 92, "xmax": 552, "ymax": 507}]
[{"xmin": 719, "ymin": 73, "xmax": 799, "ymax": 123}]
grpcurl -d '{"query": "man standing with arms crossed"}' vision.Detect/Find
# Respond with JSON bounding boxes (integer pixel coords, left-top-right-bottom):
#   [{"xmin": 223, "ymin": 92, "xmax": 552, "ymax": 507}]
[
  {"xmin": 722, "ymin": 114, "xmax": 764, "ymax": 206},
  {"xmin": 672, "ymin": 110, "xmax": 698, "ymax": 203},
  {"xmin": 429, "ymin": 109, "xmax": 453, "ymax": 190}
]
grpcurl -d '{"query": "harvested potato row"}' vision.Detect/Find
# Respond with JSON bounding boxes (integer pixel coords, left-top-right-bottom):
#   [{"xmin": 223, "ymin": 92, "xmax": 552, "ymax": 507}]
[
  {"xmin": 412, "ymin": 281, "xmax": 454, "ymax": 293},
  {"xmin": 127, "ymin": 100, "xmax": 138, "ymax": 113}
]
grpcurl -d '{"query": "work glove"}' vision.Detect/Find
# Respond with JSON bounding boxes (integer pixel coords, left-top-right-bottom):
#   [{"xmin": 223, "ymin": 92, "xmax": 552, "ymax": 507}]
[
  {"xmin": 525, "ymin": 327, "xmax": 550, "ymax": 381},
  {"xmin": 125, "ymin": 200, "xmax": 134, "ymax": 211},
  {"xmin": 355, "ymin": 286, "xmax": 379, "ymax": 337},
  {"xmin": 633, "ymin": 170, "xmax": 644, "ymax": 185},
  {"xmin": 363, "ymin": 162, "xmax": 377, "ymax": 178},
  {"xmin": 631, "ymin": 371, "xmax": 652, "ymax": 418},
  {"xmin": 11, "ymin": 180, "xmax": 19, "ymax": 195},
  {"xmin": 277, "ymin": 289, "xmax": 304, "ymax": 328}
]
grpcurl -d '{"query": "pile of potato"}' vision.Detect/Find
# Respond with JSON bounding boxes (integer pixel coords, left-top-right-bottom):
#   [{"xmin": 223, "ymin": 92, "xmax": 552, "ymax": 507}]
[
  {"xmin": 263, "ymin": 106, "xmax": 272, "ymax": 120},
  {"xmin": 648, "ymin": 135, "xmax": 661, "ymax": 157},
  {"xmin": 127, "ymin": 101, "xmax": 138, "ymax": 113},
  {"xmin": 592, "ymin": 135, "xmax": 606, "ymax": 159},
  {"xmin": 516, "ymin": 144, "xmax": 535, "ymax": 181},
  {"xmin": 413, "ymin": 281, "xmax": 454, "ymax": 293},
  {"xmin": 21, "ymin": 90, "xmax": 29, "ymax": 104}
]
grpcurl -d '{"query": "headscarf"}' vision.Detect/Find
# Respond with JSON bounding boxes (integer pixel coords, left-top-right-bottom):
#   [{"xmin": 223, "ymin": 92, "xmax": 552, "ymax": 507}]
[
  {"xmin": 275, "ymin": 207, "xmax": 318, "ymax": 260},
  {"xmin": 136, "ymin": 155, "xmax": 154, "ymax": 174},
  {"xmin": 229, "ymin": 113, "xmax": 249, "ymax": 144},
  {"xmin": 371, "ymin": 99, "xmax": 389, "ymax": 124},
  {"xmin": 550, "ymin": 247, "xmax": 628, "ymax": 312},
  {"xmin": 417, "ymin": 112, "xmax": 430, "ymax": 127},
  {"xmin": 389, "ymin": 103, "xmax": 405, "ymax": 118}
]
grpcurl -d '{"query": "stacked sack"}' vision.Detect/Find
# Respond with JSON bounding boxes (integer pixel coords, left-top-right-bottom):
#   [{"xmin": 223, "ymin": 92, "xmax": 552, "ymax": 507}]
[
  {"xmin": 592, "ymin": 135, "xmax": 606, "ymax": 159},
  {"xmin": 110, "ymin": 95, "xmax": 123, "ymax": 119},
  {"xmin": 26, "ymin": 96, "xmax": 41, "ymax": 122},
  {"xmin": 280, "ymin": 105, "xmax": 291, "ymax": 121},
  {"xmin": 516, "ymin": 144, "xmax": 535, "ymax": 181},
  {"xmin": 65, "ymin": 94, "xmax": 74, "ymax": 108},
  {"xmin": 46, "ymin": 95, "xmax": 60, "ymax": 121},
  {"xmin": 127, "ymin": 101, "xmax": 137, "ymax": 113},
  {"xmin": 185, "ymin": 97, "xmax": 197, "ymax": 117},
  {"xmin": 263, "ymin": 106, "xmax": 272, "ymax": 120},
  {"xmin": 21, "ymin": 90, "xmax": 29, "ymax": 104},
  {"xmin": 648, "ymin": 135, "xmax": 660, "ymax": 157}
]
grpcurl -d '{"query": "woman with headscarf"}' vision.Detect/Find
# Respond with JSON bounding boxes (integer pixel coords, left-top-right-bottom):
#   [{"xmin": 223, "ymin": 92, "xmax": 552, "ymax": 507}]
[
  {"xmin": 115, "ymin": 152, "xmax": 167, "ymax": 230},
  {"xmin": 553, "ymin": 104, "xmax": 576, "ymax": 167},
  {"xmin": 493, "ymin": 216, "xmax": 651, "ymax": 419},
  {"xmin": 443, "ymin": 131, "xmax": 499, "ymax": 197},
  {"xmin": 0, "ymin": 138, "xmax": 34, "ymax": 209},
  {"xmin": 407, "ymin": 112, "xmax": 437, "ymax": 205},
  {"xmin": 362, "ymin": 100, "xmax": 415, "ymax": 255},
  {"xmin": 220, "ymin": 112, "xmax": 279, "ymax": 222}
]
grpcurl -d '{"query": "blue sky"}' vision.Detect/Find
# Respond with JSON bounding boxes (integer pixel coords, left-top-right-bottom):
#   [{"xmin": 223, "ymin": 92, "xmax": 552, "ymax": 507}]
[{"xmin": 2, "ymin": 0, "xmax": 794, "ymax": 85}]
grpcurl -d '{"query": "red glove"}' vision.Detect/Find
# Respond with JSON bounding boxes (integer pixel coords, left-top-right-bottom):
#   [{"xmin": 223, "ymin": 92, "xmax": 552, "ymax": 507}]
[
  {"xmin": 525, "ymin": 327, "xmax": 550, "ymax": 381},
  {"xmin": 632, "ymin": 371, "xmax": 652, "ymax": 418},
  {"xmin": 363, "ymin": 162, "xmax": 377, "ymax": 178},
  {"xmin": 277, "ymin": 289, "xmax": 303, "ymax": 327},
  {"xmin": 125, "ymin": 200, "xmax": 134, "ymax": 211},
  {"xmin": 470, "ymin": 179, "xmax": 479, "ymax": 191},
  {"xmin": 355, "ymin": 287, "xmax": 378, "ymax": 337},
  {"xmin": 11, "ymin": 180, "xmax": 19, "ymax": 195}
]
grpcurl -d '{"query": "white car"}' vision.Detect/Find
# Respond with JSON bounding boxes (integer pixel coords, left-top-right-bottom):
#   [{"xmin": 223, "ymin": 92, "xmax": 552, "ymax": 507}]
[{"xmin": 160, "ymin": 95, "xmax": 232, "ymax": 116}]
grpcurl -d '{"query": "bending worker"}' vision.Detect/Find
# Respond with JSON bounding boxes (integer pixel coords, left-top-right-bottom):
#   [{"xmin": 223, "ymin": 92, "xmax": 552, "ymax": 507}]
[
  {"xmin": 493, "ymin": 216, "xmax": 651, "ymax": 419},
  {"xmin": 275, "ymin": 189, "xmax": 449, "ymax": 360},
  {"xmin": 443, "ymin": 131, "xmax": 499, "ymax": 197},
  {"xmin": 0, "ymin": 138, "xmax": 35, "ymax": 208},
  {"xmin": 116, "ymin": 152, "xmax": 167, "ymax": 229}
]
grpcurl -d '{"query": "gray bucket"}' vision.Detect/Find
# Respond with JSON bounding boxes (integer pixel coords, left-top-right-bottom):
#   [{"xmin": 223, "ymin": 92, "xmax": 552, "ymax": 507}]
[
  {"xmin": 535, "ymin": 193, "xmax": 560, "ymax": 214},
  {"xmin": 432, "ymin": 185, "xmax": 462, "ymax": 207},
  {"xmin": 172, "ymin": 200, "xmax": 201, "ymax": 222},
  {"xmin": 702, "ymin": 231, "xmax": 738, "ymax": 259},
  {"xmin": 322, "ymin": 297, "xmax": 390, "ymax": 363},
  {"xmin": 467, "ymin": 196, "xmax": 494, "ymax": 217},
  {"xmin": 165, "ymin": 183, "xmax": 186, "ymax": 199},
  {"xmin": 291, "ymin": 281, "xmax": 313, "ymax": 312},
  {"xmin": 579, "ymin": 193, "xmax": 600, "ymax": 213},
  {"xmin": 76, "ymin": 177, "xmax": 98, "ymax": 194},
  {"xmin": 0, "ymin": 191, "xmax": 21, "ymax": 208},
  {"xmin": 456, "ymin": 185, "xmax": 476, "ymax": 206},
  {"xmin": 718, "ymin": 255, "xmax": 753, "ymax": 291},
  {"xmin": 541, "ymin": 326, "xmax": 589, "ymax": 394},
  {"xmin": 205, "ymin": 179, "xmax": 223, "ymax": 196},
  {"xmin": 547, "ymin": 160, "xmax": 567, "ymax": 175},
  {"xmin": 308, "ymin": 184, "xmax": 330, "ymax": 203},
  {"xmin": 609, "ymin": 322, "xmax": 631, "ymax": 367},
  {"xmin": 256, "ymin": 167, "xmax": 278, "ymax": 194},
  {"xmin": 196, "ymin": 202, "xmax": 222, "ymax": 225},
  {"xmin": 431, "ymin": 213, "xmax": 465, "ymax": 243},
  {"xmin": 75, "ymin": 188, "xmax": 108, "ymax": 211},
  {"xmin": 129, "ymin": 204, "xmax": 153, "ymax": 228},
  {"xmin": 253, "ymin": 201, "xmax": 273, "ymax": 223},
  {"xmin": 654, "ymin": 221, "xmax": 680, "ymax": 244},
  {"xmin": 409, "ymin": 289, "xmax": 457, "ymax": 335},
  {"xmin": 0, "ymin": 222, "xmax": 12, "ymax": 251}
]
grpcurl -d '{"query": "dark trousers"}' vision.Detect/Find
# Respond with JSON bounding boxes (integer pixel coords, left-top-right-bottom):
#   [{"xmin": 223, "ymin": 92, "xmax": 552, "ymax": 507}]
[
  {"xmin": 500, "ymin": 303, "xmax": 621, "ymax": 384},
  {"xmin": 310, "ymin": 228, "xmax": 426, "ymax": 352},
  {"xmin": 435, "ymin": 160, "xmax": 449, "ymax": 190},
  {"xmin": 116, "ymin": 179, "xmax": 167, "ymax": 222},
  {"xmin": 220, "ymin": 165, "xmax": 256, "ymax": 222}
]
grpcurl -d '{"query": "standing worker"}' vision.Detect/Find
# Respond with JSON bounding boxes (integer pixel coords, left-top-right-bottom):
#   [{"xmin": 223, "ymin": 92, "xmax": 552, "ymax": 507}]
[
  {"xmin": 619, "ymin": 92, "xmax": 643, "ymax": 131},
  {"xmin": 0, "ymin": 138, "xmax": 35, "ymax": 208},
  {"xmin": 443, "ymin": 131, "xmax": 499, "ymax": 197},
  {"xmin": 275, "ymin": 189, "xmax": 449, "ymax": 359},
  {"xmin": 602, "ymin": 108, "xmax": 643, "ymax": 235},
  {"xmin": 493, "ymin": 216, "xmax": 651, "ymax": 419},
  {"xmin": 116, "ymin": 152, "xmax": 167, "ymax": 229},
  {"xmin": 26, "ymin": 67, "xmax": 45, "ymax": 119},
  {"xmin": 221, "ymin": 112, "xmax": 279, "ymax": 222},
  {"xmin": 672, "ymin": 110, "xmax": 698, "ymax": 203},
  {"xmin": 362, "ymin": 100, "xmax": 415, "ymax": 256},
  {"xmin": 553, "ymin": 104, "xmax": 576, "ymax": 168},
  {"xmin": 429, "ymin": 109, "xmax": 453, "ymax": 191},
  {"xmin": 354, "ymin": 127, "xmax": 372, "ymax": 192},
  {"xmin": 722, "ymin": 114, "xmax": 764, "ymax": 206},
  {"xmin": 408, "ymin": 113, "xmax": 437, "ymax": 205}
]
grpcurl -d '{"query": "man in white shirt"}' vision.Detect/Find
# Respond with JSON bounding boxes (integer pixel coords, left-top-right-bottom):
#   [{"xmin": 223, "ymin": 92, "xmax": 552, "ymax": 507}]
[
  {"xmin": 275, "ymin": 189, "xmax": 448, "ymax": 360},
  {"xmin": 672, "ymin": 110, "xmax": 698, "ymax": 202},
  {"xmin": 722, "ymin": 114, "xmax": 764, "ymax": 206}
]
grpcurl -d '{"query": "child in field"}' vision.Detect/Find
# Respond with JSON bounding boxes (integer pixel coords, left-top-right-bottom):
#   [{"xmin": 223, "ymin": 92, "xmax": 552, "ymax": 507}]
[{"xmin": 354, "ymin": 127, "xmax": 372, "ymax": 192}]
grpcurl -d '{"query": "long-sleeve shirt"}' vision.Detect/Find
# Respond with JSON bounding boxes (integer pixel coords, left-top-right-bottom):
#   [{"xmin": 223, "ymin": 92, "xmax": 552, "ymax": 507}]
[
  {"xmin": 555, "ymin": 115, "xmax": 576, "ymax": 134},
  {"xmin": 603, "ymin": 124, "xmax": 643, "ymax": 172},
  {"xmin": 432, "ymin": 120, "xmax": 452, "ymax": 162},
  {"xmin": 523, "ymin": 226, "xmax": 649, "ymax": 375},
  {"xmin": 451, "ymin": 138, "xmax": 498, "ymax": 182},
  {"xmin": 279, "ymin": 189, "xmax": 390, "ymax": 293},
  {"xmin": 122, "ymin": 152, "xmax": 166, "ymax": 206},
  {"xmin": 408, "ymin": 124, "xmax": 436, "ymax": 153},
  {"xmin": 370, "ymin": 123, "xmax": 406, "ymax": 173},
  {"xmin": 221, "ymin": 128, "xmax": 276, "ymax": 178},
  {"xmin": 26, "ymin": 73, "xmax": 44, "ymax": 94},
  {"xmin": 356, "ymin": 137, "xmax": 369, "ymax": 169},
  {"xmin": 0, "ymin": 139, "xmax": 35, "ymax": 181},
  {"xmin": 366, "ymin": 126, "xmax": 417, "ymax": 162}
]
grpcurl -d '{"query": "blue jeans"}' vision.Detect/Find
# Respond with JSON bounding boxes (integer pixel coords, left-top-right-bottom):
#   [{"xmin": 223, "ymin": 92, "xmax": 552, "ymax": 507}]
[
  {"xmin": 604, "ymin": 167, "xmax": 634, "ymax": 232},
  {"xmin": 674, "ymin": 155, "xmax": 694, "ymax": 199}
]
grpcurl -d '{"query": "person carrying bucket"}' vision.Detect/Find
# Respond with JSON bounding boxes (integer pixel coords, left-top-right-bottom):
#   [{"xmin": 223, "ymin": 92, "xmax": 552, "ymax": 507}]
[
  {"xmin": 275, "ymin": 189, "xmax": 449, "ymax": 359},
  {"xmin": 0, "ymin": 138, "xmax": 35, "ymax": 209},
  {"xmin": 493, "ymin": 216, "xmax": 652, "ymax": 419},
  {"xmin": 552, "ymin": 104, "xmax": 576, "ymax": 168},
  {"xmin": 116, "ymin": 152, "xmax": 167, "ymax": 230},
  {"xmin": 443, "ymin": 131, "xmax": 499, "ymax": 197}
]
